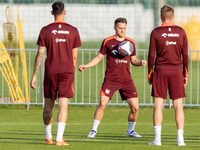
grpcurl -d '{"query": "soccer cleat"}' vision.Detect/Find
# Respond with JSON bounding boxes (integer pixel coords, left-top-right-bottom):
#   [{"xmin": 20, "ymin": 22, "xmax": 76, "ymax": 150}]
[
  {"xmin": 148, "ymin": 140, "xmax": 161, "ymax": 146},
  {"xmin": 45, "ymin": 137, "xmax": 52, "ymax": 144},
  {"xmin": 178, "ymin": 142, "xmax": 186, "ymax": 146},
  {"xmin": 55, "ymin": 137, "xmax": 69, "ymax": 146},
  {"xmin": 127, "ymin": 130, "xmax": 142, "ymax": 137},
  {"xmin": 87, "ymin": 130, "xmax": 97, "ymax": 138}
]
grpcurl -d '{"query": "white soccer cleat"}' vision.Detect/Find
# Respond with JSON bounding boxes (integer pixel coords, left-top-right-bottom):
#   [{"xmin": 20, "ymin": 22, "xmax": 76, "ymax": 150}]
[
  {"xmin": 177, "ymin": 141, "xmax": 186, "ymax": 146},
  {"xmin": 148, "ymin": 140, "xmax": 161, "ymax": 146},
  {"xmin": 127, "ymin": 130, "xmax": 142, "ymax": 137},
  {"xmin": 87, "ymin": 130, "xmax": 97, "ymax": 138}
]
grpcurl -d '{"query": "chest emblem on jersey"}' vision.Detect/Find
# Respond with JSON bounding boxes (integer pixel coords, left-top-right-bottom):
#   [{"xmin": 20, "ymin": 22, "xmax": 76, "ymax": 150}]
[
  {"xmin": 115, "ymin": 59, "xmax": 128, "ymax": 64},
  {"xmin": 111, "ymin": 50, "xmax": 118, "ymax": 55}
]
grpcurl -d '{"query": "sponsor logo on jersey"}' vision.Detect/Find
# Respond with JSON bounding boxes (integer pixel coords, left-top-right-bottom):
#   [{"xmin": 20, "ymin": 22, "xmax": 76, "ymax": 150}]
[
  {"xmin": 115, "ymin": 59, "xmax": 128, "ymax": 64},
  {"xmin": 162, "ymin": 33, "xmax": 179, "ymax": 38},
  {"xmin": 105, "ymin": 89, "xmax": 110, "ymax": 94},
  {"xmin": 111, "ymin": 50, "xmax": 118, "ymax": 55},
  {"xmin": 52, "ymin": 30, "xmax": 69, "ymax": 35},
  {"xmin": 55, "ymin": 38, "xmax": 66, "ymax": 43},
  {"xmin": 166, "ymin": 41, "xmax": 176, "ymax": 46}
]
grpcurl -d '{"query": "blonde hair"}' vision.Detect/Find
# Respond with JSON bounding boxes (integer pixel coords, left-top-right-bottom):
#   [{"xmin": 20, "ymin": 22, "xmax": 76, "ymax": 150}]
[{"xmin": 160, "ymin": 5, "xmax": 174, "ymax": 21}]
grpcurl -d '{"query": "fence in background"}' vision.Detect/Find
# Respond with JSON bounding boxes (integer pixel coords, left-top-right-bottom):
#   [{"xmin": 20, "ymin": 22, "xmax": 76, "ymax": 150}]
[{"xmin": 0, "ymin": 49, "xmax": 199, "ymax": 109}]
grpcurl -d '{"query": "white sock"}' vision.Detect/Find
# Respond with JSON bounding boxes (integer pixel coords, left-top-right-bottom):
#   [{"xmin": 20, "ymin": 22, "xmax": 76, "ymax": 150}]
[
  {"xmin": 56, "ymin": 122, "xmax": 66, "ymax": 141},
  {"xmin": 128, "ymin": 121, "xmax": 136, "ymax": 133},
  {"xmin": 44, "ymin": 124, "xmax": 52, "ymax": 139},
  {"xmin": 154, "ymin": 126, "xmax": 161, "ymax": 142},
  {"xmin": 177, "ymin": 129, "xmax": 184, "ymax": 143},
  {"xmin": 92, "ymin": 119, "xmax": 100, "ymax": 132}
]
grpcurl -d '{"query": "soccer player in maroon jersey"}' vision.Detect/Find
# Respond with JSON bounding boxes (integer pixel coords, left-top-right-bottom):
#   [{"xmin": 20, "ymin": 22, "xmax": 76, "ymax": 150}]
[
  {"xmin": 148, "ymin": 5, "xmax": 188, "ymax": 146},
  {"xmin": 30, "ymin": 2, "xmax": 81, "ymax": 146},
  {"xmin": 79, "ymin": 18, "xmax": 147, "ymax": 138}
]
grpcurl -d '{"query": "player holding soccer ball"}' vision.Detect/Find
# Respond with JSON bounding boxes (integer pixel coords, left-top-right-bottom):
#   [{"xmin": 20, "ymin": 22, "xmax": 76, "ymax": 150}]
[
  {"xmin": 30, "ymin": 2, "xmax": 81, "ymax": 146},
  {"xmin": 148, "ymin": 5, "xmax": 188, "ymax": 146},
  {"xmin": 79, "ymin": 18, "xmax": 147, "ymax": 138}
]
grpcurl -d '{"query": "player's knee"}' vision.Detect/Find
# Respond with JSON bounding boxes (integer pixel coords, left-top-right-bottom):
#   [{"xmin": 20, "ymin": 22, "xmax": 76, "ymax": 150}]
[
  {"xmin": 99, "ymin": 101, "xmax": 107, "ymax": 109},
  {"xmin": 130, "ymin": 106, "xmax": 139, "ymax": 113}
]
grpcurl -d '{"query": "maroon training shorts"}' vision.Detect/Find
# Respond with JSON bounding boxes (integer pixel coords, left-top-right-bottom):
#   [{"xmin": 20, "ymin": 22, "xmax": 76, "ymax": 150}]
[
  {"xmin": 43, "ymin": 73, "xmax": 74, "ymax": 100},
  {"xmin": 100, "ymin": 78, "xmax": 138, "ymax": 100},
  {"xmin": 152, "ymin": 69, "xmax": 186, "ymax": 99}
]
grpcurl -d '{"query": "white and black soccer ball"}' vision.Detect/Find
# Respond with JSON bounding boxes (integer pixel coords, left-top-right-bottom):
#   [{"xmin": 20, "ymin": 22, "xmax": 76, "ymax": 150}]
[{"xmin": 118, "ymin": 41, "xmax": 134, "ymax": 56}]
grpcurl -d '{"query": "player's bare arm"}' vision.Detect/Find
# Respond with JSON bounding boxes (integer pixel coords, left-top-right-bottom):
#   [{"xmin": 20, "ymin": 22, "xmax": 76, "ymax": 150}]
[
  {"xmin": 130, "ymin": 56, "xmax": 147, "ymax": 66},
  {"xmin": 30, "ymin": 46, "xmax": 45, "ymax": 89},
  {"xmin": 79, "ymin": 53, "xmax": 105, "ymax": 72},
  {"xmin": 72, "ymin": 47, "xmax": 78, "ymax": 69}
]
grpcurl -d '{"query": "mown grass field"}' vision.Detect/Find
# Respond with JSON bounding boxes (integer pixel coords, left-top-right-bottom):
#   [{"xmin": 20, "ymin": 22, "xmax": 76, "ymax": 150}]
[{"xmin": 0, "ymin": 105, "xmax": 199, "ymax": 150}]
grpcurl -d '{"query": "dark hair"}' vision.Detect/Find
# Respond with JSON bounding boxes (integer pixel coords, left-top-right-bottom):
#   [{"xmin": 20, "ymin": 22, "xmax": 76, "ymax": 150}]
[
  {"xmin": 52, "ymin": 1, "xmax": 64, "ymax": 15},
  {"xmin": 160, "ymin": 5, "xmax": 174, "ymax": 21},
  {"xmin": 114, "ymin": 18, "xmax": 127, "ymax": 26}
]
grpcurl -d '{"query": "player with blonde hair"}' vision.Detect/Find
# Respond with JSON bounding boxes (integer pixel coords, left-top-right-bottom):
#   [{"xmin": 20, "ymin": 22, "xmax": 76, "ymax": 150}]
[{"xmin": 148, "ymin": 5, "xmax": 188, "ymax": 146}]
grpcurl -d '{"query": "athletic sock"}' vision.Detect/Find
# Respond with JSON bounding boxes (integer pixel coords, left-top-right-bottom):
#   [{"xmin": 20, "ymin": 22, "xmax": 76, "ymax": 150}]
[
  {"xmin": 92, "ymin": 119, "xmax": 101, "ymax": 132},
  {"xmin": 44, "ymin": 124, "xmax": 52, "ymax": 139},
  {"xmin": 154, "ymin": 126, "xmax": 161, "ymax": 142},
  {"xmin": 177, "ymin": 129, "xmax": 184, "ymax": 143},
  {"xmin": 128, "ymin": 121, "xmax": 136, "ymax": 133},
  {"xmin": 56, "ymin": 122, "xmax": 66, "ymax": 141}
]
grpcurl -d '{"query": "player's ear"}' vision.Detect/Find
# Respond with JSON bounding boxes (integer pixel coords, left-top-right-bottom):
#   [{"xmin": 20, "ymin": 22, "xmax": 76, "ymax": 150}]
[
  {"xmin": 51, "ymin": 11, "xmax": 54, "ymax": 15},
  {"xmin": 114, "ymin": 26, "xmax": 116, "ymax": 31},
  {"xmin": 159, "ymin": 14, "xmax": 162, "ymax": 19},
  {"xmin": 172, "ymin": 15, "xmax": 175, "ymax": 20},
  {"xmin": 63, "ymin": 10, "xmax": 66, "ymax": 15}
]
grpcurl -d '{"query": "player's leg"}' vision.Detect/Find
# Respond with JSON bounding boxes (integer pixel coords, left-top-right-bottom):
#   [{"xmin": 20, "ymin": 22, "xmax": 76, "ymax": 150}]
[
  {"xmin": 55, "ymin": 73, "xmax": 73, "ymax": 145},
  {"xmin": 173, "ymin": 98, "xmax": 186, "ymax": 146},
  {"xmin": 126, "ymin": 98, "xmax": 142, "ymax": 137},
  {"xmin": 87, "ymin": 95, "xmax": 110, "ymax": 138},
  {"xmin": 55, "ymin": 98, "xmax": 69, "ymax": 145},
  {"xmin": 169, "ymin": 69, "xmax": 186, "ymax": 146},
  {"xmin": 43, "ymin": 98, "xmax": 55, "ymax": 144},
  {"xmin": 148, "ymin": 97, "xmax": 163, "ymax": 145}
]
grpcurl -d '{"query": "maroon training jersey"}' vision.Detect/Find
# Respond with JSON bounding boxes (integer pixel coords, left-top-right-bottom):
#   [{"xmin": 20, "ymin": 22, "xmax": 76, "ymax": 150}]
[
  {"xmin": 148, "ymin": 24, "xmax": 188, "ymax": 78},
  {"xmin": 37, "ymin": 22, "xmax": 81, "ymax": 74},
  {"xmin": 100, "ymin": 35, "xmax": 136, "ymax": 82}
]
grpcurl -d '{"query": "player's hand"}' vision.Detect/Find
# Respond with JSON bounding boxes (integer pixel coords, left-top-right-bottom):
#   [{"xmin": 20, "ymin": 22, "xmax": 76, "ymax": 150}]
[
  {"xmin": 148, "ymin": 79, "xmax": 152, "ymax": 85},
  {"xmin": 79, "ymin": 65, "xmax": 87, "ymax": 72},
  {"xmin": 141, "ymin": 60, "xmax": 147, "ymax": 66},
  {"xmin": 30, "ymin": 75, "xmax": 37, "ymax": 89},
  {"xmin": 183, "ymin": 77, "xmax": 188, "ymax": 86}
]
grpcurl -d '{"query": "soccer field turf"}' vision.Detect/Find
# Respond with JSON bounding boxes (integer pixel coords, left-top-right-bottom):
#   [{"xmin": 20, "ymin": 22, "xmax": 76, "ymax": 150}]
[{"xmin": 0, "ymin": 106, "xmax": 199, "ymax": 150}]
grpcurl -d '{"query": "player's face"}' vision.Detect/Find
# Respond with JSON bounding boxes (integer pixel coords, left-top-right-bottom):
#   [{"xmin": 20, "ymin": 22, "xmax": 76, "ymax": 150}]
[{"xmin": 114, "ymin": 23, "xmax": 127, "ymax": 38}]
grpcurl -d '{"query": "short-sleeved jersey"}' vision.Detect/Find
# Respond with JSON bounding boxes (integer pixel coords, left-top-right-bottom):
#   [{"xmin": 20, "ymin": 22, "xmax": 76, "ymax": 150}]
[
  {"xmin": 99, "ymin": 35, "xmax": 136, "ymax": 82},
  {"xmin": 148, "ymin": 24, "xmax": 188, "ymax": 78},
  {"xmin": 37, "ymin": 22, "xmax": 81, "ymax": 74}
]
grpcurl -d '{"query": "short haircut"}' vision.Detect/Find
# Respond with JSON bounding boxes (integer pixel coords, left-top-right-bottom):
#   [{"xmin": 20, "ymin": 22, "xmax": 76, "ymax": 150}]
[
  {"xmin": 52, "ymin": 1, "xmax": 64, "ymax": 15},
  {"xmin": 114, "ymin": 18, "xmax": 127, "ymax": 26},
  {"xmin": 160, "ymin": 5, "xmax": 174, "ymax": 21}
]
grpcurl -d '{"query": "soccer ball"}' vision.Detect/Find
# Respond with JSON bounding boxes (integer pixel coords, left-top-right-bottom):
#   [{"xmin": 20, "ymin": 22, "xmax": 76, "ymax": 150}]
[{"xmin": 118, "ymin": 41, "xmax": 134, "ymax": 56}]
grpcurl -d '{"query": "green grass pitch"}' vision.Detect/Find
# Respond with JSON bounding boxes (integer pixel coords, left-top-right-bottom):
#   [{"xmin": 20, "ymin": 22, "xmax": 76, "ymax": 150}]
[{"xmin": 0, "ymin": 106, "xmax": 199, "ymax": 150}]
